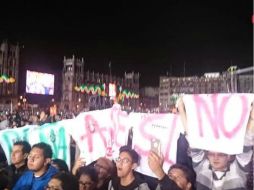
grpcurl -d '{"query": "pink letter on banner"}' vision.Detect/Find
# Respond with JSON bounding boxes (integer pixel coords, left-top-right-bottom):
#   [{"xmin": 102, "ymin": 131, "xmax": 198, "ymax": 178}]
[
  {"xmin": 130, "ymin": 112, "xmax": 181, "ymax": 177},
  {"xmin": 70, "ymin": 108, "xmax": 113, "ymax": 164},
  {"xmin": 183, "ymin": 93, "xmax": 254, "ymax": 154}
]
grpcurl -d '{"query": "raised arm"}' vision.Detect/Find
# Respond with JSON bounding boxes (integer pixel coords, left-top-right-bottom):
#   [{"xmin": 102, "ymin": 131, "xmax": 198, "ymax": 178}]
[
  {"xmin": 177, "ymin": 97, "xmax": 188, "ymax": 135},
  {"xmin": 148, "ymin": 151, "xmax": 182, "ymax": 190}
]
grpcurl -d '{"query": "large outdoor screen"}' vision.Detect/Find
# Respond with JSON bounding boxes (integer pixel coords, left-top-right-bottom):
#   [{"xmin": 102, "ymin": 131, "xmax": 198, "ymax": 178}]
[{"xmin": 26, "ymin": 70, "xmax": 54, "ymax": 95}]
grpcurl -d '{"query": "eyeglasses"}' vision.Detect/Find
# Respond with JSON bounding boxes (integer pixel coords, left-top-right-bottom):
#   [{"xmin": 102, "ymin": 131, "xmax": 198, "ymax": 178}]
[
  {"xmin": 44, "ymin": 185, "xmax": 62, "ymax": 190},
  {"xmin": 115, "ymin": 157, "xmax": 131, "ymax": 164}
]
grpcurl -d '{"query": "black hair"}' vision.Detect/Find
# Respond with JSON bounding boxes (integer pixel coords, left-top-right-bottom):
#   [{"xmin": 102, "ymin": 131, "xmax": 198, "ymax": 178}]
[
  {"xmin": 13, "ymin": 140, "xmax": 31, "ymax": 154},
  {"xmin": 119, "ymin": 145, "xmax": 140, "ymax": 164},
  {"xmin": 32, "ymin": 142, "xmax": 53, "ymax": 158},
  {"xmin": 51, "ymin": 172, "xmax": 79, "ymax": 190},
  {"xmin": 51, "ymin": 159, "xmax": 69, "ymax": 172},
  {"xmin": 78, "ymin": 166, "xmax": 98, "ymax": 184},
  {"xmin": 168, "ymin": 164, "xmax": 196, "ymax": 190}
]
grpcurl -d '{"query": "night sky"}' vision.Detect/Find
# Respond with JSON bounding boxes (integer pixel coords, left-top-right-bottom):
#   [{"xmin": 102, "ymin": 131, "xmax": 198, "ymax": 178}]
[{"xmin": 0, "ymin": 1, "xmax": 253, "ymax": 90}]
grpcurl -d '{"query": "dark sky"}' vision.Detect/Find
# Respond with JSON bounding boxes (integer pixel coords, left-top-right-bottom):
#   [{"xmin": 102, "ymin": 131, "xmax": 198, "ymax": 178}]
[{"xmin": 0, "ymin": 1, "xmax": 253, "ymax": 89}]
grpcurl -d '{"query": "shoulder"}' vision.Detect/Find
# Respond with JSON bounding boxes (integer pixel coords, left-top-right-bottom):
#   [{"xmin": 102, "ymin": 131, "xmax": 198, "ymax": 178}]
[
  {"xmin": 48, "ymin": 165, "xmax": 59, "ymax": 174},
  {"xmin": 13, "ymin": 171, "xmax": 33, "ymax": 189},
  {"xmin": 134, "ymin": 174, "xmax": 150, "ymax": 189},
  {"xmin": 20, "ymin": 170, "xmax": 33, "ymax": 178},
  {"xmin": 138, "ymin": 183, "xmax": 150, "ymax": 190}
]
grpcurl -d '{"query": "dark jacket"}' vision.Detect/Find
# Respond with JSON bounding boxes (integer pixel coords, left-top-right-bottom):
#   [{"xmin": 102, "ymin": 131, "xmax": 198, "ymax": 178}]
[
  {"xmin": 4, "ymin": 164, "xmax": 28, "ymax": 189},
  {"xmin": 108, "ymin": 172, "xmax": 150, "ymax": 190},
  {"xmin": 156, "ymin": 175, "xmax": 182, "ymax": 190}
]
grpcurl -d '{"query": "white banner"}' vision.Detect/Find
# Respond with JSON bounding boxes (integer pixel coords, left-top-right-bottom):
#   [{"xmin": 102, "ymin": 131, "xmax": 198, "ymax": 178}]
[
  {"xmin": 0, "ymin": 94, "xmax": 252, "ymax": 177},
  {"xmin": 130, "ymin": 112, "xmax": 182, "ymax": 177},
  {"xmin": 68, "ymin": 104, "xmax": 130, "ymax": 164},
  {"xmin": 183, "ymin": 93, "xmax": 254, "ymax": 154},
  {"xmin": 0, "ymin": 122, "xmax": 71, "ymax": 167}
]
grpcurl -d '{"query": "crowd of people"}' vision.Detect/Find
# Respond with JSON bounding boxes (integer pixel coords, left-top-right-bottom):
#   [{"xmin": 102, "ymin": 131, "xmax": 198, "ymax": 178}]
[
  {"xmin": 0, "ymin": 108, "xmax": 75, "ymax": 130},
  {"xmin": 0, "ymin": 101, "xmax": 253, "ymax": 190},
  {"xmin": 0, "ymin": 140, "xmax": 196, "ymax": 190}
]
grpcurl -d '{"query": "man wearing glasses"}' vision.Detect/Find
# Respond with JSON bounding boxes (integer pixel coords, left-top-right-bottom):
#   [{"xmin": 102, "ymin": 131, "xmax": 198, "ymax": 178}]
[{"xmin": 108, "ymin": 145, "xmax": 150, "ymax": 190}]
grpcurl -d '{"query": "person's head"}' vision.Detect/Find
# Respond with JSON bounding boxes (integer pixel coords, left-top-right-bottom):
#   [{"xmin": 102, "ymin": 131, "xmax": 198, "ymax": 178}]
[
  {"xmin": 206, "ymin": 151, "xmax": 231, "ymax": 171},
  {"xmin": 115, "ymin": 145, "xmax": 140, "ymax": 178},
  {"xmin": 27, "ymin": 142, "xmax": 53, "ymax": 176},
  {"xmin": 168, "ymin": 164, "xmax": 195, "ymax": 190},
  {"xmin": 51, "ymin": 159, "xmax": 69, "ymax": 173},
  {"xmin": 78, "ymin": 166, "xmax": 98, "ymax": 190},
  {"xmin": 40, "ymin": 110, "xmax": 49, "ymax": 121},
  {"xmin": 94, "ymin": 157, "xmax": 113, "ymax": 181},
  {"xmin": 11, "ymin": 140, "xmax": 31, "ymax": 167},
  {"xmin": 46, "ymin": 172, "xmax": 79, "ymax": 190}
]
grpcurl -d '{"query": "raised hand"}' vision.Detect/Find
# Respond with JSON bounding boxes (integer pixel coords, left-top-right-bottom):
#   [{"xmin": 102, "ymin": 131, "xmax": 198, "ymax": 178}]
[{"xmin": 148, "ymin": 151, "xmax": 165, "ymax": 180}]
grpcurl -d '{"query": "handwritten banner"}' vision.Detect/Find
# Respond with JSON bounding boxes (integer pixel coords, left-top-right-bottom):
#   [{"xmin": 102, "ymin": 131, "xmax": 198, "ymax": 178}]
[
  {"xmin": 183, "ymin": 93, "xmax": 254, "ymax": 154},
  {"xmin": 0, "ymin": 94, "xmax": 252, "ymax": 177},
  {"xmin": 129, "ymin": 112, "xmax": 182, "ymax": 177},
  {"xmin": 0, "ymin": 122, "xmax": 71, "ymax": 167},
  {"xmin": 67, "ymin": 104, "xmax": 130, "ymax": 164}
]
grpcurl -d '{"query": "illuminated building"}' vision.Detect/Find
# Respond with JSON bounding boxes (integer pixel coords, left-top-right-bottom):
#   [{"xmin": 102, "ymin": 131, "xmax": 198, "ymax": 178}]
[
  {"xmin": 159, "ymin": 67, "xmax": 253, "ymax": 112},
  {"xmin": 61, "ymin": 56, "xmax": 140, "ymax": 112},
  {"xmin": 61, "ymin": 55, "xmax": 84, "ymax": 111},
  {"xmin": 0, "ymin": 40, "xmax": 20, "ymax": 108}
]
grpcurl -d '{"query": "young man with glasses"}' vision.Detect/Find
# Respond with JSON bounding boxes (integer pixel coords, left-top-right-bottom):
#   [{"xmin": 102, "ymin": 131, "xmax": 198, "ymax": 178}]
[
  {"xmin": 108, "ymin": 145, "xmax": 150, "ymax": 190},
  {"xmin": 13, "ymin": 142, "xmax": 58, "ymax": 190}
]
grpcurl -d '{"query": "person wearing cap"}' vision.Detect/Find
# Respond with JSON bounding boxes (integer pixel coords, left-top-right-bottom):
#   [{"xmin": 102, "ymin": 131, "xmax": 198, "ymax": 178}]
[{"xmin": 108, "ymin": 145, "xmax": 150, "ymax": 190}]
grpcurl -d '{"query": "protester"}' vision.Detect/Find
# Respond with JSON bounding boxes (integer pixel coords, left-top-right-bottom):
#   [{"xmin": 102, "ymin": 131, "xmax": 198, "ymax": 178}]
[
  {"xmin": 45, "ymin": 172, "xmax": 79, "ymax": 190},
  {"xmin": 108, "ymin": 145, "xmax": 150, "ymax": 190},
  {"xmin": 148, "ymin": 151, "xmax": 190, "ymax": 190},
  {"xmin": 78, "ymin": 166, "xmax": 98, "ymax": 190},
  {"xmin": 178, "ymin": 98, "xmax": 254, "ymax": 190},
  {"xmin": 72, "ymin": 156, "xmax": 114, "ymax": 190},
  {"xmin": 167, "ymin": 164, "xmax": 196, "ymax": 190},
  {"xmin": 13, "ymin": 142, "xmax": 58, "ymax": 190},
  {"xmin": 3, "ymin": 140, "xmax": 31, "ymax": 189},
  {"xmin": 94, "ymin": 157, "xmax": 114, "ymax": 190}
]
